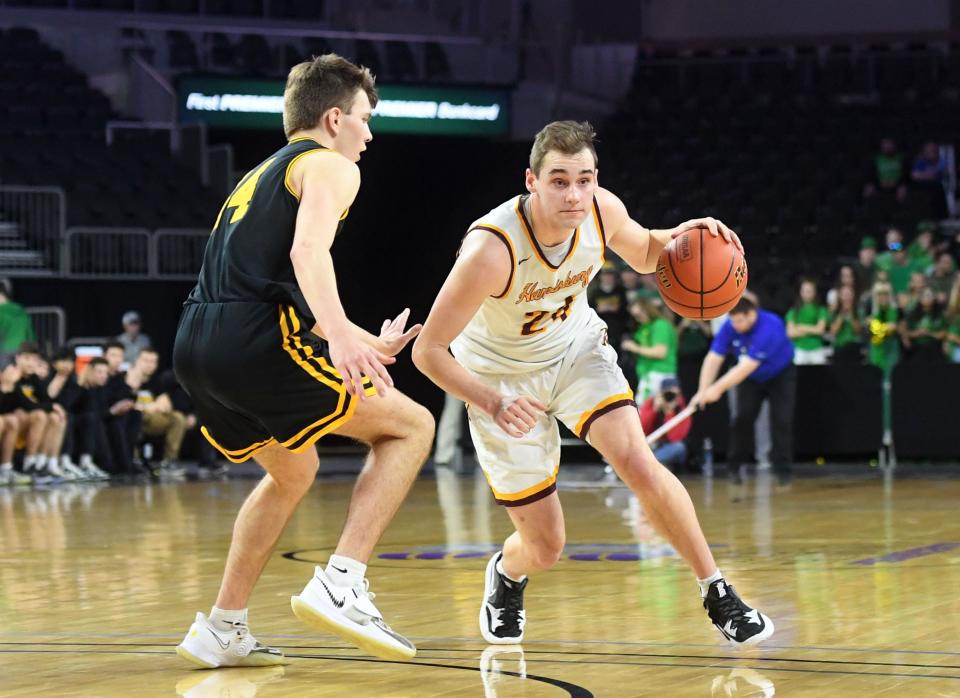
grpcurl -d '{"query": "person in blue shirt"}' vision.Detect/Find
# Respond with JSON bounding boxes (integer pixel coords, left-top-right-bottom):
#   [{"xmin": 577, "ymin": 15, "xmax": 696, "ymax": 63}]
[{"xmin": 693, "ymin": 297, "xmax": 796, "ymax": 486}]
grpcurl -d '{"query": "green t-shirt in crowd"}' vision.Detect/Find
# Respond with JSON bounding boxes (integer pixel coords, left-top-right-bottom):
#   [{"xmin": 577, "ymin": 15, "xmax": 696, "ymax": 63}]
[
  {"xmin": 786, "ymin": 302, "xmax": 828, "ymax": 350},
  {"xmin": 634, "ymin": 317, "xmax": 678, "ymax": 379},
  {"xmin": 907, "ymin": 240, "xmax": 933, "ymax": 272},
  {"xmin": 0, "ymin": 301, "xmax": 35, "ymax": 353},
  {"xmin": 875, "ymin": 153, "xmax": 903, "ymax": 187},
  {"xmin": 876, "ymin": 256, "xmax": 918, "ymax": 295},
  {"xmin": 906, "ymin": 310, "xmax": 945, "ymax": 346},
  {"xmin": 678, "ymin": 322, "xmax": 710, "ymax": 357},
  {"xmin": 830, "ymin": 311, "xmax": 861, "ymax": 348}
]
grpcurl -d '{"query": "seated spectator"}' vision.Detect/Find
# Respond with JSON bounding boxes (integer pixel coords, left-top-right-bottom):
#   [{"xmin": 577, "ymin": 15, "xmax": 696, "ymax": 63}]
[
  {"xmin": 907, "ymin": 224, "xmax": 936, "ymax": 272},
  {"xmin": 589, "ymin": 261, "xmax": 629, "ymax": 349},
  {"xmin": 863, "ymin": 137, "xmax": 907, "ymax": 202},
  {"xmin": 14, "ymin": 344, "xmax": 68, "ymax": 481},
  {"xmin": 866, "ymin": 282, "xmax": 901, "ymax": 372},
  {"xmin": 73, "ymin": 358, "xmax": 116, "ymax": 478},
  {"xmin": 876, "ymin": 229, "xmax": 918, "ymax": 296},
  {"xmin": 910, "ymin": 142, "xmax": 947, "ymax": 218},
  {"xmin": 638, "ymin": 377, "xmax": 690, "ymax": 471},
  {"xmin": 946, "ymin": 277, "xmax": 960, "ymax": 363},
  {"xmin": 828, "ymin": 286, "xmax": 864, "ymax": 363},
  {"xmin": 103, "ymin": 340, "xmax": 143, "ymax": 474},
  {"xmin": 117, "ymin": 310, "xmax": 152, "ymax": 366},
  {"xmin": 0, "ymin": 356, "xmax": 50, "ymax": 482},
  {"xmin": 826, "ymin": 264, "xmax": 860, "ymax": 313},
  {"xmin": 127, "ymin": 348, "xmax": 186, "ymax": 476},
  {"xmin": 677, "ymin": 317, "xmax": 712, "ymax": 364},
  {"xmin": 854, "ymin": 236, "xmax": 878, "ymax": 294},
  {"xmin": 899, "ymin": 271, "xmax": 927, "ymax": 314},
  {"xmin": 786, "ymin": 278, "xmax": 828, "ymax": 365},
  {"xmin": 926, "ymin": 252, "xmax": 957, "ymax": 305},
  {"xmin": 621, "ymin": 298, "xmax": 678, "ymax": 401},
  {"xmin": 43, "ymin": 348, "xmax": 90, "ymax": 479},
  {"xmin": 911, "ymin": 141, "xmax": 946, "ymax": 184},
  {"xmin": 904, "ymin": 287, "xmax": 946, "ymax": 362},
  {"xmin": 0, "ymin": 278, "xmax": 35, "ymax": 365}
]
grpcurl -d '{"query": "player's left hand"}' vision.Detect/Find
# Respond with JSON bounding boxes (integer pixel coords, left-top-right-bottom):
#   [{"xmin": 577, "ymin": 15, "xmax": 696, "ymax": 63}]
[
  {"xmin": 694, "ymin": 384, "xmax": 724, "ymax": 407},
  {"xmin": 672, "ymin": 217, "xmax": 744, "ymax": 254},
  {"xmin": 379, "ymin": 308, "xmax": 423, "ymax": 357}
]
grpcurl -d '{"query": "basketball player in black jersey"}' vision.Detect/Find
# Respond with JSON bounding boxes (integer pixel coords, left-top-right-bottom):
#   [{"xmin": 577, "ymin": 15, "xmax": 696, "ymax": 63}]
[{"xmin": 173, "ymin": 54, "xmax": 434, "ymax": 668}]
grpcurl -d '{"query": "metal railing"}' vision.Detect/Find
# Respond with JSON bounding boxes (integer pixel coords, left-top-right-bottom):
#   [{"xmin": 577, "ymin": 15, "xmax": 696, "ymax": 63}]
[
  {"xmin": 154, "ymin": 228, "xmax": 209, "ymax": 280},
  {"xmin": 25, "ymin": 306, "xmax": 67, "ymax": 356},
  {"xmin": 65, "ymin": 227, "xmax": 152, "ymax": 278},
  {"xmin": 0, "ymin": 185, "xmax": 65, "ymax": 275}
]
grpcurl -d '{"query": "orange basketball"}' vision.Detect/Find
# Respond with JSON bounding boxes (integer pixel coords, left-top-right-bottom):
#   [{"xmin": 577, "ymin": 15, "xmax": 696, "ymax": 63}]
[{"xmin": 655, "ymin": 227, "xmax": 748, "ymax": 320}]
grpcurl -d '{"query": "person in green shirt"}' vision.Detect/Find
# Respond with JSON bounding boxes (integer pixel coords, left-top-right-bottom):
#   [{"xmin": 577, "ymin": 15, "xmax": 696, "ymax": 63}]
[
  {"xmin": 904, "ymin": 287, "xmax": 946, "ymax": 362},
  {"xmin": 947, "ymin": 277, "xmax": 960, "ymax": 363},
  {"xmin": 926, "ymin": 251, "xmax": 957, "ymax": 305},
  {"xmin": 0, "ymin": 278, "xmax": 35, "ymax": 358},
  {"xmin": 864, "ymin": 138, "xmax": 906, "ymax": 201},
  {"xmin": 785, "ymin": 278, "xmax": 828, "ymax": 364},
  {"xmin": 828, "ymin": 286, "xmax": 864, "ymax": 363},
  {"xmin": 907, "ymin": 225, "xmax": 935, "ymax": 272},
  {"xmin": 621, "ymin": 298, "xmax": 678, "ymax": 401},
  {"xmin": 866, "ymin": 282, "xmax": 901, "ymax": 372}
]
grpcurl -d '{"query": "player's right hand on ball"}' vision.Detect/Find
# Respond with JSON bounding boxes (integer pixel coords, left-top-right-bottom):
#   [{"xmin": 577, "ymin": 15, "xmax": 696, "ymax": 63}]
[
  {"xmin": 493, "ymin": 395, "xmax": 548, "ymax": 438},
  {"xmin": 328, "ymin": 334, "xmax": 395, "ymax": 399}
]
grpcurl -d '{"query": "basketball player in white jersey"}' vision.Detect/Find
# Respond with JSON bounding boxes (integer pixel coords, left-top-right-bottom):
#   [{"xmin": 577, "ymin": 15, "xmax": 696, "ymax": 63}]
[{"xmin": 412, "ymin": 121, "xmax": 774, "ymax": 647}]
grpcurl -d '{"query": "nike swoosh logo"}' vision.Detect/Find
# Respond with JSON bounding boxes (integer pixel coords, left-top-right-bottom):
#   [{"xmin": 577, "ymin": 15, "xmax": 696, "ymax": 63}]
[
  {"xmin": 518, "ymin": 256, "xmax": 531, "ymax": 265},
  {"xmin": 318, "ymin": 578, "xmax": 345, "ymax": 608},
  {"xmin": 207, "ymin": 627, "xmax": 230, "ymax": 650},
  {"xmin": 331, "ymin": 565, "xmax": 348, "ymax": 574}
]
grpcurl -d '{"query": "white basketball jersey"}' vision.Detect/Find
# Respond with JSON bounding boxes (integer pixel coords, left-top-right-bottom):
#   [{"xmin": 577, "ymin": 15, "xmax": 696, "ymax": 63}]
[{"xmin": 451, "ymin": 194, "xmax": 607, "ymax": 374}]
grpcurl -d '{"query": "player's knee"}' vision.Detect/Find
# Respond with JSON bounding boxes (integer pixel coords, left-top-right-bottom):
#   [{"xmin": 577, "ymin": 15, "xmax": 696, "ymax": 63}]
[
  {"xmin": 400, "ymin": 401, "xmax": 435, "ymax": 450},
  {"xmin": 619, "ymin": 452, "xmax": 661, "ymax": 489},
  {"xmin": 530, "ymin": 531, "xmax": 565, "ymax": 570}
]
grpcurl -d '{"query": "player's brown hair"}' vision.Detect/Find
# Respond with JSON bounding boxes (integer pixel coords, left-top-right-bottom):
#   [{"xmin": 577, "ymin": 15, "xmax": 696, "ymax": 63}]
[
  {"xmin": 529, "ymin": 120, "xmax": 598, "ymax": 176},
  {"xmin": 283, "ymin": 53, "xmax": 378, "ymax": 138}
]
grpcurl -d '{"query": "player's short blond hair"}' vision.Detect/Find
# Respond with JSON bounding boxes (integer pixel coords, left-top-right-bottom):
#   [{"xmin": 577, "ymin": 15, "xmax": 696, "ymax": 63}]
[
  {"xmin": 283, "ymin": 53, "xmax": 378, "ymax": 138},
  {"xmin": 529, "ymin": 120, "xmax": 598, "ymax": 176}
]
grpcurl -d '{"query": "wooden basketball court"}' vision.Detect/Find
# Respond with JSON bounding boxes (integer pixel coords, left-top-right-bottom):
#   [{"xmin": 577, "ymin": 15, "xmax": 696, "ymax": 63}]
[{"xmin": 2, "ymin": 466, "xmax": 959, "ymax": 696}]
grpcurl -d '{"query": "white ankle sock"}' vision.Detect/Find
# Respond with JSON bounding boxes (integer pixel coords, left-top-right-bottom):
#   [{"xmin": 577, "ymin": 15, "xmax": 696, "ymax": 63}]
[
  {"xmin": 697, "ymin": 569, "xmax": 723, "ymax": 598},
  {"xmin": 23, "ymin": 455, "xmax": 38, "ymax": 470},
  {"xmin": 496, "ymin": 557, "xmax": 526, "ymax": 583},
  {"xmin": 209, "ymin": 606, "xmax": 248, "ymax": 631},
  {"xmin": 325, "ymin": 554, "xmax": 366, "ymax": 588}
]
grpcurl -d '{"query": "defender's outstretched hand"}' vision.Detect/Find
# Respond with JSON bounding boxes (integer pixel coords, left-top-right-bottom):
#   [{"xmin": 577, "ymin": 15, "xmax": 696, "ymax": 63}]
[
  {"xmin": 671, "ymin": 217, "xmax": 744, "ymax": 254},
  {"xmin": 493, "ymin": 395, "xmax": 549, "ymax": 438},
  {"xmin": 379, "ymin": 308, "xmax": 423, "ymax": 357},
  {"xmin": 329, "ymin": 333, "xmax": 395, "ymax": 399}
]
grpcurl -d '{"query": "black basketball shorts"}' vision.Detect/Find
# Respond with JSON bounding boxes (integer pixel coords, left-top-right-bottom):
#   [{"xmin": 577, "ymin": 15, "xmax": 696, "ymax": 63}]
[{"xmin": 173, "ymin": 301, "xmax": 374, "ymax": 463}]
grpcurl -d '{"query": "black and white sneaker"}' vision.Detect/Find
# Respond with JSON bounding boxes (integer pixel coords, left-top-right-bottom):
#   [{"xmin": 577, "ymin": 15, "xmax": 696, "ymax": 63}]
[
  {"xmin": 703, "ymin": 579, "xmax": 774, "ymax": 646},
  {"xmin": 479, "ymin": 551, "xmax": 527, "ymax": 644}
]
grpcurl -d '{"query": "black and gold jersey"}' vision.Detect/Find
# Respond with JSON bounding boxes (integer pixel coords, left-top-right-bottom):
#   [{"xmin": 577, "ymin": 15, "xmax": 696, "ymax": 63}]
[{"xmin": 186, "ymin": 136, "xmax": 347, "ymax": 324}]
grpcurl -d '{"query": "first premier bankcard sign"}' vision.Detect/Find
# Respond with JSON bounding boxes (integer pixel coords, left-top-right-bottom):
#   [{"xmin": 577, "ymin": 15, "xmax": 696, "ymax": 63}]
[{"xmin": 179, "ymin": 76, "xmax": 510, "ymax": 136}]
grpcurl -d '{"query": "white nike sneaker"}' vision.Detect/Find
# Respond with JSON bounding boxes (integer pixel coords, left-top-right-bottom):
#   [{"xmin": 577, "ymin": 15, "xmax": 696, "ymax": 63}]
[
  {"xmin": 176, "ymin": 612, "xmax": 288, "ymax": 668},
  {"xmin": 59, "ymin": 457, "xmax": 89, "ymax": 481},
  {"xmin": 291, "ymin": 566, "xmax": 416, "ymax": 660}
]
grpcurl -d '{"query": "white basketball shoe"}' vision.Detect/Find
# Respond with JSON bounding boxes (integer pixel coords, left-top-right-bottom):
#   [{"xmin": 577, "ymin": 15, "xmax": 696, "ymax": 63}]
[
  {"xmin": 290, "ymin": 566, "xmax": 416, "ymax": 660},
  {"xmin": 176, "ymin": 612, "xmax": 287, "ymax": 668}
]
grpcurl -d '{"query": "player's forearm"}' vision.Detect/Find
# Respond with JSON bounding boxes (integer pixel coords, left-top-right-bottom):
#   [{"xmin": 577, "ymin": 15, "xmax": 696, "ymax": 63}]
[
  {"xmin": 292, "ymin": 247, "xmax": 353, "ymax": 342},
  {"xmin": 698, "ymin": 352, "xmax": 724, "ymax": 394},
  {"xmin": 638, "ymin": 227, "xmax": 673, "ymax": 274},
  {"xmin": 412, "ymin": 343, "xmax": 501, "ymax": 416}
]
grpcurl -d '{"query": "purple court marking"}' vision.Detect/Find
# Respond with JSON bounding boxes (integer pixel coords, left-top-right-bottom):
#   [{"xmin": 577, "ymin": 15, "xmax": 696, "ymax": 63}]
[
  {"xmin": 415, "ymin": 552, "xmax": 446, "ymax": 560},
  {"xmin": 378, "ymin": 552, "xmax": 410, "ymax": 560},
  {"xmin": 851, "ymin": 542, "xmax": 960, "ymax": 566},
  {"xmin": 605, "ymin": 553, "xmax": 641, "ymax": 561},
  {"xmin": 569, "ymin": 553, "xmax": 601, "ymax": 561},
  {"xmin": 453, "ymin": 552, "xmax": 488, "ymax": 558}
]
